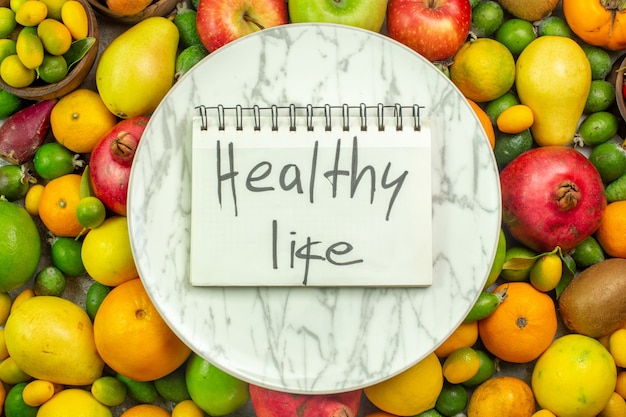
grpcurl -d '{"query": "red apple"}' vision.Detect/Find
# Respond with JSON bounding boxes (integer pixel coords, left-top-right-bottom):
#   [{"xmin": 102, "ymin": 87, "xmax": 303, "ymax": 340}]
[
  {"xmin": 386, "ymin": 0, "xmax": 471, "ymax": 62},
  {"xmin": 89, "ymin": 116, "xmax": 149, "ymax": 216},
  {"xmin": 196, "ymin": 0, "xmax": 288, "ymax": 52}
]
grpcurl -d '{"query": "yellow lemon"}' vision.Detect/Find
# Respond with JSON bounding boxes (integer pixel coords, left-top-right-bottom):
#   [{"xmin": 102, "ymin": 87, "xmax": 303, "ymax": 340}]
[
  {"xmin": 450, "ymin": 38, "xmax": 516, "ymax": 103},
  {"xmin": 364, "ymin": 352, "xmax": 443, "ymax": 416},
  {"xmin": 37, "ymin": 389, "xmax": 112, "ymax": 417},
  {"xmin": 22, "ymin": 379, "xmax": 56, "ymax": 406},
  {"xmin": 81, "ymin": 215, "xmax": 138, "ymax": 286},
  {"xmin": 609, "ymin": 328, "xmax": 626, "ymax": 368},
  {"xmin": 442, "ymin": 346, "xmax": 481, "ymax": 384},
  {"xmin": 532, "ymin": 333, "xmax": 616, "ymax": 417},
  {"xmin": 173, "ymin": 400, "xmax": 205, "ymax": 417},
  {"xmin": 529, "ymin": 253, "xmax": 562, "ymax": 292}
]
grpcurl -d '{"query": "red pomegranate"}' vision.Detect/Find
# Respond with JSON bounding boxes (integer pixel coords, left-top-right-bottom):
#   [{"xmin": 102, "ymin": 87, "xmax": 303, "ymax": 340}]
[{"xmin": 500, "ymin": 146, "xmax": 606, "ymax": 253}]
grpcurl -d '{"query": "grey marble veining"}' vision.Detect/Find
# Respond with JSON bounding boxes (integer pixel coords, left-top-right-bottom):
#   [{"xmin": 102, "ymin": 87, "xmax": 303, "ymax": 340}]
[{"xmin": 127, "ymin": 23, "xmax": 501, "ymax": 394}]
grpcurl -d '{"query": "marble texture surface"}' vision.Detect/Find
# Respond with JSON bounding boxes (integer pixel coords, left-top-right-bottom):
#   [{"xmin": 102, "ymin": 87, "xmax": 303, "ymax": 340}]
[{"xmin": 127, "ymin": 23, "xmax": 501, "ymax": 394}]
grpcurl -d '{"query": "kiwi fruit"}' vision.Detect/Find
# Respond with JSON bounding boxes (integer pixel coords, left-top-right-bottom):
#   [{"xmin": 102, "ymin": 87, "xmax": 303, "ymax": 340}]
[
  {"xmin": 559, "ymin": 258, "xmax": 626, "ymax": 338},
  {"xmin": 496, "ymin": 0, "xmax": 560, "ymax": 22}
]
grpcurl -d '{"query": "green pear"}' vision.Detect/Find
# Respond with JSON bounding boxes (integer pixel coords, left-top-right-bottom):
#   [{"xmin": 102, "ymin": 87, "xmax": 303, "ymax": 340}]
[{"xmin": 96, "ymin": 17, "xmax": 179, "ymax": 119}]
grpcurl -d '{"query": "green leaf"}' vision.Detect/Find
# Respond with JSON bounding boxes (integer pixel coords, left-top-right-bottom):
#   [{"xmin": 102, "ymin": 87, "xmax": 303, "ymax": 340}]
[
  {"xmin": 63, "ymin": 37, "xmax": 96, "ymax": 71},
  {"xmin": 555, "ymin": 251, "xmax": 576, "ymax": 299}
]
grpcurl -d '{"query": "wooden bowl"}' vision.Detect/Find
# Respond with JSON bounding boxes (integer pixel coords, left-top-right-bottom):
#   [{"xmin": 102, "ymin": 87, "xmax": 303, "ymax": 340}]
[
  {"xmin": 612, "ymin": 54, "xmax": 626, "ymax": 123},
  {"xmin": 0, "ymin": 0, "xmax": 99, "ymax": 101},
  {"xmin": 86, "ymin": 0, "xmax": 177, "ymax": 25}
]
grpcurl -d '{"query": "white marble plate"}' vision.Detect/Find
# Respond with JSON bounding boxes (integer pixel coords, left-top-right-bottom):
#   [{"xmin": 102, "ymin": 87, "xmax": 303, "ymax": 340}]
[{"xmin": 127, "ymin": 23, "xmax": 501, "ymax": 394}]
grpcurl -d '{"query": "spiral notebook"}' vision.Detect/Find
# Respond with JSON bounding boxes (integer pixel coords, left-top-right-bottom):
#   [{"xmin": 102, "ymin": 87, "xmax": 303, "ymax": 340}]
[{"xmin": 190, "ymin": 103, "xmax": 432, "ymax": 287}]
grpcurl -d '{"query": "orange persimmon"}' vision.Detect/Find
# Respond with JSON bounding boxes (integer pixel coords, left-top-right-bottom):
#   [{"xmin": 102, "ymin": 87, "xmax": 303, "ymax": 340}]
[{"xmin": 563, "ymin": 0, "xmax": 626, "ymax": 50}]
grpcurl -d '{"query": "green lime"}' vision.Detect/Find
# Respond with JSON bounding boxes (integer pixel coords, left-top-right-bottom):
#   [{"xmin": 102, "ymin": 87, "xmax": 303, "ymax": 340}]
[
  {"xmin": 535, "ymin": 16, "xmax": 573, "ymax": 37},
  {"xmin": 116, "ymin": 373, "xmax": 158, "ymax": 404},
  {"xmin": 0, "ymin": 88, "xmax": 22, "ymax": 119},
  {"xmin": 471, "ymin": 0, "xmax": 504, "ymax": 37},
  {"xmin": 0, "ymin": 199, "xmax": 40, "ymax": 292},
  {"xmin": 462, "ymin": 350, "xmax": 496, "ymax": 387},
  {"xmin": 0, "ymin": 164, "xmax": 32, "ymax": 201},
  {"xmin": 186, "ymin": 352, "xmax": 249, "ymax": 416},
  {"xmin": 91, "ymin": 375, "xmax": 127, "ymax": 407},
  {"xmin": 33, "ymin": 265, "xmax": 66, "ymax": 296},
  {"xmin": 85, "ymin": 280, "xmax": 111, "ymax": 321},
  {"xmin": 485, "ymin": 91, "xmax": 519, "ymax": 124},
  {"xmin": 435, "ymin": 383, "xmax": 468, "ymax": 417},
  {"xmin": 500, "ymin": 245, "xmax": 537, "ymax": 282},
  {"xmin": 4, "ymin": 382, "xmax": 38, "ymax": 417},
  {"xmin": 606, "ymin": 170, "xmax": 626, "ymax": 202},
  {"xmin": 469, "ymin": 0, "xmax": 481, "ymax": 8},
  {"xmin": 493, "ymin": 128, "xmax": 533, "ymax": 170},
  {"xmin": 50, "ymin": 236, "xmax": 86, "ymax": 276},
  {"xmin": 414, "ymin": 409, "xmax": 445, "ymax": 417},
  {"xmin": 581, "ymin": 44, "xmax": 612, "ymax": 81},
  {"xmin": 577, "ymin": 111, "xmax": 619, "ymax": 147},
  {"xmin": 154, "ymin": 365, "xmax": 191, "ymax": 403},
  {"xmin": 33, "ymin": 142, "xmax": 79, "ymax": 180},
  {"xmin": 0, "ymin": 38, "xmax": 17, "ymax": 63},
  {"xmin": 76, "ymin": 196, "xmax": 106, "ymax": 230},
  {"xmin": 37, "ymin": 54, "xmax": 68, "ymax": 84},
  {"xmin": 585, "ymin": 80, "xmax": 615, "ymax": 113},
  {"xmin": 588, "ymin": 141, "xmax": 626, "ymax": 183},
  {"xmin": 175, "ymin": 43, "xmax": 208, "ymax": 80},
  {"xmin": 0, "ymin": 7, "xmax": 16, "ymax": 39},
  {"xmin": 571, "ymin": 236, "xmax": 605, "ymax": 269},
  {"xmin": 495, "ymin": 18, "xmax": 537, "ymax": 56}
]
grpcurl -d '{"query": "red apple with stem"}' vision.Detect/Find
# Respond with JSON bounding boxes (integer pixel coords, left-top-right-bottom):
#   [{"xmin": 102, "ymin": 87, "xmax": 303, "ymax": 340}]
[
  {"xmin": 386, "ymin": 0, "xmax": 471, "ymax": 62},
  {"xmin": 196, "ymin": 0, "xmax": 289, "ymax": 52}
]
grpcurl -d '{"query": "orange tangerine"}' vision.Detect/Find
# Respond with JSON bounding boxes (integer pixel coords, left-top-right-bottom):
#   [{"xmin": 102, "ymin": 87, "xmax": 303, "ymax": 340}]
[
  {"xmin": 467, "ymin": 376, "xmax": 535, "ymax": 417},
  {"xmin": 434, "ymin": 321, "xmax": 479, "ymax": 358},
  {"xmin": 105, "ymin": 0, "xmax": 152, "ymax": 16},
  {"xmin": 38, "ymin": 173, "xmax": 83, "ymax": 237},
  {"xmin": 93, "ymin": 278, "xmax": 191, "ymax": 382},
  {"xmin": 596, "ymin": 200, "xmax": 626, "ymax": 258},
  {"xmin": 120, "ymin": 404, "xmax": 171, "ymax": 417},
  {"xmin": 50, "ymin": 89, "xmax": 117, "ymax": 154},
  {"xmin": 617, "ymin": 371, "xmax": 626, "ymax": 399},
  {"xmin": 478, "ymin": 282, "xmax": 558, "ymax": 363},
  {"xmin": 467, "ymin": 98, "xmax": 496, "ymax": 149}
]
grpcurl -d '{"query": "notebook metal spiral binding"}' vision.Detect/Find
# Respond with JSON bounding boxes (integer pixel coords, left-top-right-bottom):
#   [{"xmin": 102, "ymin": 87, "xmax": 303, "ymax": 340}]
[{"xmin": 195, "ymin": 103, "xmax": 425, "ymax": 132}]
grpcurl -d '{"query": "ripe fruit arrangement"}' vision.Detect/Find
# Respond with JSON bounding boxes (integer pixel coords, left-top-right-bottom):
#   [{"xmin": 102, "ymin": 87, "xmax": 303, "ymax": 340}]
[{"xmin": 2, "ymin": 0, "xmax": 626, "ymax": 416}]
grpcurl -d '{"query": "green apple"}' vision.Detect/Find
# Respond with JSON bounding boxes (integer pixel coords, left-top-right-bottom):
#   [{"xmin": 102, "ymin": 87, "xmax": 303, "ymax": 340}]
[{"xmin": 288, "ymin": 0, "xmax": 388, "ymax": 33}]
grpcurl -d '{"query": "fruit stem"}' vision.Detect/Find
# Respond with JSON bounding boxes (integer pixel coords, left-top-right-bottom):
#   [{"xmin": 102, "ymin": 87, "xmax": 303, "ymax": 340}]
[
  {"xmin": 601, "ymin": 0, "xmax": 626, "ymax": 11},
  {"xmin": 555, "ymin": 181, "xmax": 581, "ymax": 211},
  {"xmin": 243, "ymin": 14, "xmax": 265, "ymax": 31}
]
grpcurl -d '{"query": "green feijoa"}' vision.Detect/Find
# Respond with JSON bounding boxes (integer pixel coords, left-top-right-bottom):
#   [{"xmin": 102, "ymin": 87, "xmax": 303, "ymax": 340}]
[
  {"xmin": 464, "ymin": 288, "xmax": 507, "ymax": 322},
  {"xmin": 588, "ymin": 141, "xmax": 626, "ymax": 183},
  {"xmin": 175, "ymin": 44, "xmax": 208, "ymax": 80},
  {"xmin": 0, "ymin": 88, "xmax": 22, "ymax": 119},
  {"xmin": 470, "ymin": 0, "xmax": 504, "ymax": 37},
  {"xmin": 585, "ymin": 80, "xmax": 615, "ymax": 113},
  {"xmin": 535, "ymin": 15, "xmax": 573, "ymax": 37},
  {"xmin": 571, "ymin": 236, "xmax": 605, "ymax": 269},
  {"xmin": 581, "ymin": 43, "xmax": 612, "ymax": 81},
  {"xmin": 493, "ymin": 128, "xmax": 533, "ymax": 170},
  {"xmin": 485, "ymin": 91, "xmax": 519, "ymax": 124},
  {"xmin": 116, "ymin": 373, "xmax": 158, "ymax": 404},
  {"xmin": 606, "ymin": 170, "xmax": 626, "ymax": 203},
  {"xmin": 0, "ymin": 164, "xmax": 33, "ymax": 201},
  {"xmin": 85, "ymin": 280, "xmax": 111, "ymax": 321},
  {"xmin": 577, "ymin": 111, "xmax": 619, "ymax": 146},
  {"xmin": 34, "ymin": 265, "xmax": 66, "ymax": 296},
  {"xmin": 174, "ymin": 2, "xmax": 201, "ymax": 48}
]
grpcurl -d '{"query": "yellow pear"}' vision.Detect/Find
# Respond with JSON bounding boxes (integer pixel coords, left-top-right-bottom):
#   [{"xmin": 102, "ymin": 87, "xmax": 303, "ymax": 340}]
[
  {"xmin": 96, "ymin": 17, "xmax": 179, "ymax": 119},
  {"xmin": 515, "ymin": 36, "xmax": 591, "ymax": 147}
]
